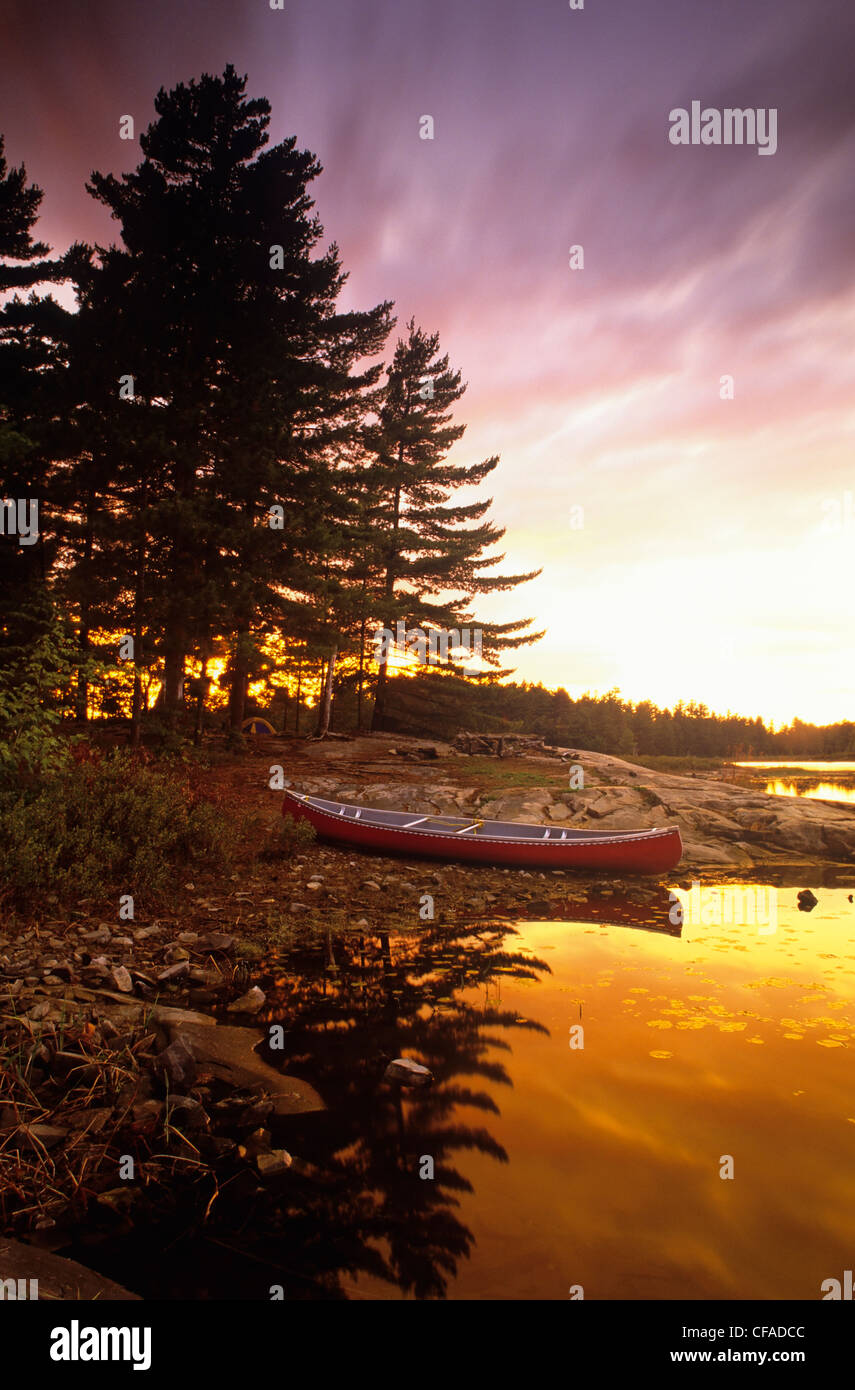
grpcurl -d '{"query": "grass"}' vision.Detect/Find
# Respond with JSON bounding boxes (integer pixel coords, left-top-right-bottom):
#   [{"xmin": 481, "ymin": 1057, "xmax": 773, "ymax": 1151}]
[
  {"xmin": 629, "ymin": 755, "xmax": 728, "ymax": 774},
  {"xmin": 459, "ymin": 756, "xmax": 583, "ymax": 790}
]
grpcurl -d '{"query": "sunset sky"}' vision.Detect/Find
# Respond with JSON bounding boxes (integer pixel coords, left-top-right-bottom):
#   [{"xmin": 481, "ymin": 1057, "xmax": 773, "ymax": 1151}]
[{"xmin": 3, "ymin": 0, "xmax": 853, "ymax": 726}]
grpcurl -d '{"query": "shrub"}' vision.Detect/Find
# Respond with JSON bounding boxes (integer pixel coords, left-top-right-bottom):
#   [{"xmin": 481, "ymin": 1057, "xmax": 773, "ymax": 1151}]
[{"xmin": 0, "ymin": 750, "xmax": 244, "ymax": 910}]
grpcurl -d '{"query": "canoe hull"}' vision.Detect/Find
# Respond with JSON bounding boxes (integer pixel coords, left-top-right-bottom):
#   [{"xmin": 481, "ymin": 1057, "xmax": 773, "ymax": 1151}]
[{"xmin": 282, "ymin": 792, "xmax": 682, "ymax": 874}]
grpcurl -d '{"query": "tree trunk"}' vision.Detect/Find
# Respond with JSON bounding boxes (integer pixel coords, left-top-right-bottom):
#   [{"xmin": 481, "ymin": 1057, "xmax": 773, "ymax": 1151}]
[
  {"xmin": 193, "ymin": 660, "xmax": 210, "ymax": 746},
  {"xmin": 371, "ymin": 657, "xmax": 389, "ymax": 732},
  {"xmin": 228, "ymin": 627, "xmax": 249, "ymax": 731},
  {"xmin": 356, "ymin": 614, "xmax": 366, "ymax": 732},
  {"xmin": 76, "ymin": 619, "xmax": 89, "ymax": 722},
  {"xmin": 314, "ymin": 641, "xmax": 338, "ymax": 738},
  {"xmin": 129, "ymin": 477, "xmax": 147, "ymax": 748},
  {"xmin": 75, "ymin": 490, "xmax": 95, "ymax": 721},
  {"xmin": 161, "ymin": 634, "xmax": 186, "ymax": 723}
]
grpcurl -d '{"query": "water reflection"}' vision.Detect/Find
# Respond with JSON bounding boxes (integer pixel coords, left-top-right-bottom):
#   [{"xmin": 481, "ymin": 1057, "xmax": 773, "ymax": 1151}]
[
  {"xmin": 736, "ymin": 761, "xmax": 855, "ymax": 771},
  {"xmin": 765, "ymin": 778, "xmax": 855, "ymax": 806},
  {"xmin": 69, "ymin": 887, "xmax": 855, "ymax": 1301}
]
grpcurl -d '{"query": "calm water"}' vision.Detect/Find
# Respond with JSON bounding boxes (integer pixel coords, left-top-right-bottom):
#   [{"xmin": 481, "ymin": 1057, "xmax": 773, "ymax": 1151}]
[
  {"xmin": 765, "ymin": 779, "xmax": 855, "ymax": 806},
  {"xmin": 78, "ymin": 885, "xmax": 855, "ymax": 1300},
  {"xmin": 734, "ymin": 760, "xmax": 855, "ymax": 806},
  {"xmin": 735, "ymin": 762, "xmax": 855, "ymax": 771}
]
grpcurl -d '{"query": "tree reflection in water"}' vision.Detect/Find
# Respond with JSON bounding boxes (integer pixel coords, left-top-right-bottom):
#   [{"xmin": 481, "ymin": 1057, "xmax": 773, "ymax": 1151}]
[
  {"xmin": 70, "ymin": 895, "xmax": 677, "ymax": 1299},
  {"xmin": 237, "ymin": 922, "xmax": 551, "ymax": 1299}
]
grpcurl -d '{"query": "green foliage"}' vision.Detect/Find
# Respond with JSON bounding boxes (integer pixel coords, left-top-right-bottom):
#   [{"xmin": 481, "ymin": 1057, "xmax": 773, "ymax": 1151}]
[
  {"xmin": 0, "ymin": 592, "xmax": 101, "ymax": 783},
  {"xmin": 0, "ymin": 750, "xmax": 243, "ymax": 909},
  {"xmin": 276, "ymin": 812, "xmax": 317, "ymax": 854}
]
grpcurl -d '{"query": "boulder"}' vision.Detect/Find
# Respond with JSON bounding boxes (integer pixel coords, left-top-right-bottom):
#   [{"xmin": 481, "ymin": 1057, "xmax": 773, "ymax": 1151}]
[
  {"xmin": 0, "ymin": 1239, "xmax": 140, "ymax": 1300},
  {"xmin": 162, "ymin": 1020, "xmax": 325, "ymax": 1116}
]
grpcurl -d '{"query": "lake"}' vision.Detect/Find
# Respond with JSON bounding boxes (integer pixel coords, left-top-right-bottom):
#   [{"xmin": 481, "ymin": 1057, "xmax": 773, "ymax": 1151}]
[
  {"xmin": 734, "ymin": 761, "xmax": 855, "ymax": 807},
  {"xmin": 75, "ymin": 884, "xmax": 855, "ymax": 1300}
]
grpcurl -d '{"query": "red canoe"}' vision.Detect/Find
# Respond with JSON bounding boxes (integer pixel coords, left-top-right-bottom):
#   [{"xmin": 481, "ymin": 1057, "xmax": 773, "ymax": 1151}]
[{"xmin": 282, "ymin": 791, "xmax": 683, "ymax": 874}]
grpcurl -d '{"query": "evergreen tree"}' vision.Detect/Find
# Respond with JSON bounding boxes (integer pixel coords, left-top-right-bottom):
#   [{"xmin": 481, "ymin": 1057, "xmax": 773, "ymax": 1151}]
[
  {"xmin": 0, "ymin": 134, "xmax": 87, "ymax": 665},
  {"xmin": 71, "ymin": 66, "xmax": 392, "ymax": 728},
  {"xmin": 367, "ymin": 320, "xmax": 541, "ymax": 730}
]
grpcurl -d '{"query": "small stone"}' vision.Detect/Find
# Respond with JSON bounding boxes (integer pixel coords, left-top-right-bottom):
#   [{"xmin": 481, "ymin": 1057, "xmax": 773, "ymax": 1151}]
[
  {"xmin": 165, "ymin": 945, "xmax": 191, "ymax": 963},
  {"xmin": 132, "ymin": 1099, "xmax": 164, "ymax": 1126},
  {"xmin": 384, "ymin": 1058, "xmax": 433, "ymax": 1087},
  {"xmin": 202, "ymin": 933, "xmax": 235, "ymax": 952},
  {"xmin": 257, "ymin": 1150, "xmax": 292, "ymax": 1177},
  {"xmin": 83, "ymin": 926, "xmax": 111, "ymax": 945},
  {"xmin": 178, "ymin": 932, "xmax": 199, "ymax": 944},
  {"xmin": 158, "ymin": 962, "xmax": 190, "ymax": 983},
  {"xmin": 111, "ymin": 966, "xmax": 133, "ymax": 993},
  {"xmin": 155, "ymin": 1036, "xmax": 198, "ymax": 1088},
  {"xmin": 362, "ymin": 880, "xmax": 381, "ymax": 891},
  {"xmin": 227, "ymin": 986, "xmax": 266, "ymax": 1014},
  {"xmin": 797, "ymin": 889, "xmax": 819, "ymax": 911},
  {"xmin": 22, "ymin": 1124, "xmax": 68, "ymax": 1148},
  {"xmin": 245, "ymin": 1127, "xmax": 271, "ymax": 1155},
  {"xmin": 165, "ymin": 1095, "xmax": 209, "ymax": 1130}
]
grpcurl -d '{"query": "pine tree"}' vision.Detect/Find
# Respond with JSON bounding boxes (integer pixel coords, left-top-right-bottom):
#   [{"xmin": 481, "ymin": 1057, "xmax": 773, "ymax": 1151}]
[
  {"xmin": 0, "ymin": 134, "xmax": 87, "ymax": 662},
  {"xmin": 72, "ymin": 66, "xmax": 393, "ymax": 729},
  {"xmin": 367, "ymin": 320, "xmax": 542, "ymax": 730}
]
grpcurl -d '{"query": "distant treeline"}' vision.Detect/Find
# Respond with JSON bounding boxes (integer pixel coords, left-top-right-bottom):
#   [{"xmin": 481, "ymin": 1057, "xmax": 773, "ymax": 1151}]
[{"xmin": 378, "ymin": 671, "xmax": 855, "ymax": 759}]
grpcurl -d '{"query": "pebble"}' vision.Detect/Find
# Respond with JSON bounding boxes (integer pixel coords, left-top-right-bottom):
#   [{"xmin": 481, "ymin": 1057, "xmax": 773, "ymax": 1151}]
[
  {"xmin": 155, "ymin": 1036, "xmax": 197, "ymax": 1087},
  {"xmin": 202, "ymin": 934, "xmax": 235, "ymax": 952},
  {"xmin": 227, "ymin": 986, "xmax": 266, "ymax": 1014},
  {"xmin": 158, "ymin": 962, "xmax": 190, "ymax": 983},
  {"xmin": 384, "ymin": 1058, "xmax": 433, "ymax": 1086},
  {"xmin": 110, "ymin": 967, "xmax": 134, "ymax": 993},
  {"xmin": 83, "ymin": 926, "xmax": 112, "ymax": 945},
  {"xmin": 257, "ymin": 1150, "xmax": 292, "ymax": 1177}
]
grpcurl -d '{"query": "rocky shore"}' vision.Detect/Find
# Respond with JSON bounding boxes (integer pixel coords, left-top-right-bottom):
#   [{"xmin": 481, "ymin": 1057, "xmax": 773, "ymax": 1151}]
[{"xmin": 1, "ymin": 733, "xmax": 851, "ymax": 1277}]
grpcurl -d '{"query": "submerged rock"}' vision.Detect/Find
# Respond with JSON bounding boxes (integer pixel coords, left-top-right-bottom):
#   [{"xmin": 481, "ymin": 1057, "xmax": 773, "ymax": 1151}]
[
  {"xmin": 797, "ymin": 888, "xmax": 819, "ymax": 911},
  {"xmin": 384, "ymin": 1058, "xmax": 433, "ymax": 1087}
]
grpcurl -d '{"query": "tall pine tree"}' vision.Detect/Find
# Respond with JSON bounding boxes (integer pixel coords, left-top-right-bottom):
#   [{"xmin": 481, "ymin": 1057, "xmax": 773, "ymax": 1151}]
[
  {"xmin": 69, "ymin": 67, "xmax": 392, "ymax": 728},
  {"xmin": 367, "ymin": 320, "xmax": 541, "ymax": 730}
]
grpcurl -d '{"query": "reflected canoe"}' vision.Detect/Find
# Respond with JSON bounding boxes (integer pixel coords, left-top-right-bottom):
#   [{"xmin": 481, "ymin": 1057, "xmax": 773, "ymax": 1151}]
[{"xmin": 282, "ymin": 791, "xmax": 683, "ymax": 873}]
